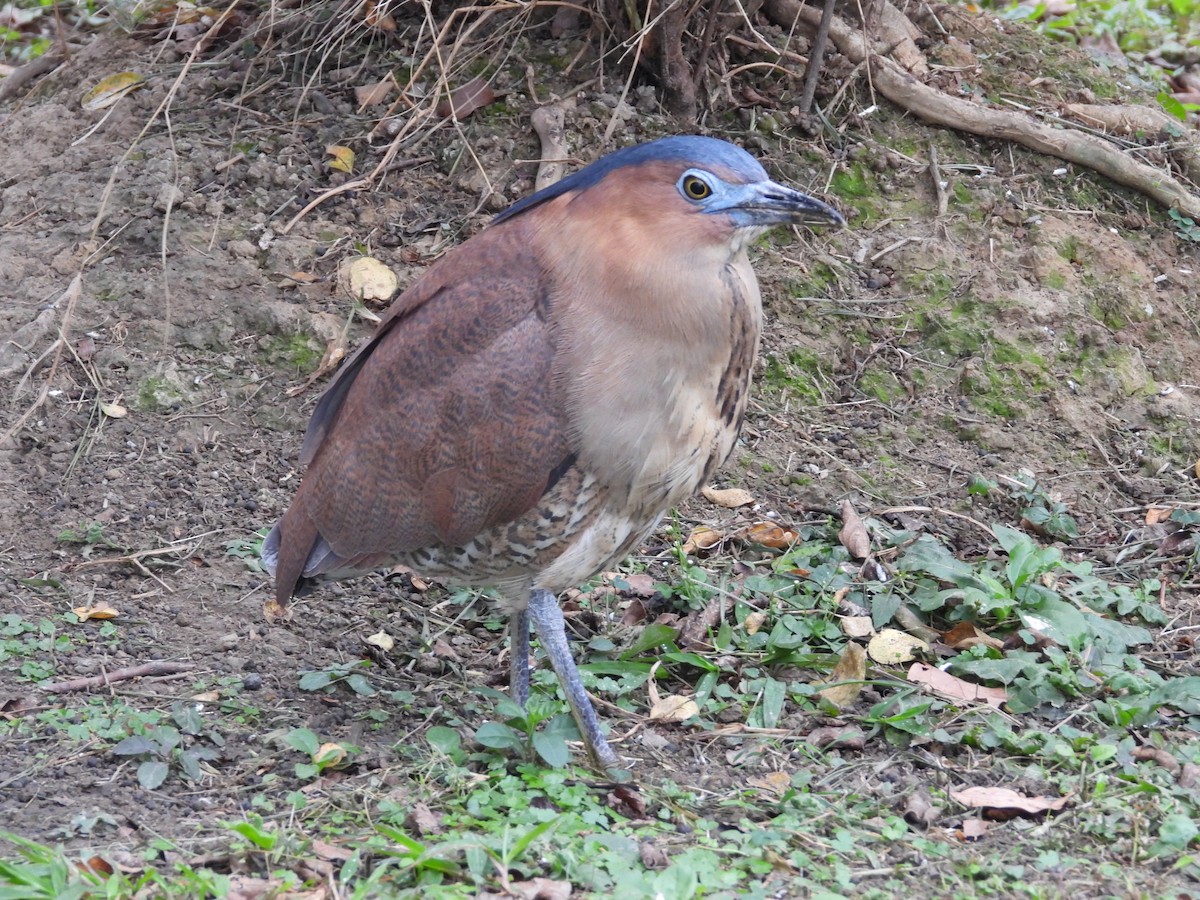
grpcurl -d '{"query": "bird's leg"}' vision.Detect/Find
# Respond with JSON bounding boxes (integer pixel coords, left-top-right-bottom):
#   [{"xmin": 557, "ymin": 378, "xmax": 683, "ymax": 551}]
[
  {"xmin": 526, "ymin": 588, "xmax": 622, "ymax": 774},
  {"xmin": 510, "ymin": 607, "xmax": 530, "ymax": 707}
]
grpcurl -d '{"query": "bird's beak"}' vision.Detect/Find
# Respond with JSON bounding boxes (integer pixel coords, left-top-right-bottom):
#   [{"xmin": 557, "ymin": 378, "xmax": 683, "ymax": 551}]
[{"xmin": 713, "ymin": 180, "xmax": 846, "ymax": 230}]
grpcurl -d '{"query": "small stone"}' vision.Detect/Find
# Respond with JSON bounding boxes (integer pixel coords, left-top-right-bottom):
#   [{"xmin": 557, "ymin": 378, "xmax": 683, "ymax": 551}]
[
  {"xmin": 153, "ymin": 183, "xmax": 187, "ymax": 213},
  {"xmin": 243, "ymin": 673, "xmax": 263, "ymax": 691}
]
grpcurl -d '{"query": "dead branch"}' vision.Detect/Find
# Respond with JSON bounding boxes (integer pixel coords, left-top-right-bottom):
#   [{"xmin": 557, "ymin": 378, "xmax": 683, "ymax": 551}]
[
  {"xmin": 41, "ymin": 661, "xmax": 196, "ymax": 694},
  {"xmin": 764, "ymin": 0, "xmax": 1200, "ymax": 219},
  {"xmin": 0, "ymin": 51, "xmax": 66, "ymax": 104}
]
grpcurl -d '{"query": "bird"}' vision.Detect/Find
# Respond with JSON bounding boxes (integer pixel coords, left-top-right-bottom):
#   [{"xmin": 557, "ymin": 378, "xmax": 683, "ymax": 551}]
[{"xmin": 261, "ymin": 135, "xmax": 844, "ymax": 775}]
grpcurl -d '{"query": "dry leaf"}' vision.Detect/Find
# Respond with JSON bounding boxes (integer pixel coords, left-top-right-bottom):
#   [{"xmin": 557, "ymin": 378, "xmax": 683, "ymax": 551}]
[
  {"xmin": 190, "ymin": 690, "xmax": 220, "ymax": 703},
  {"xmin": 838, "ymin": 499, "xmax": 871, "ymax": 559},
  {"xmin": 639, "ymin": 841, "xmax": 670, "ymax": 869},
  {"xmin": 741, "ymin": 521, "xmax": 798, "ymax": 549},
  {"xmin": 950, "ymin": 786, "xmax": 1069, "ymax": 816},
  {"xmin": 614, "ymin": 572, "xmax": 657, "ymax": 597},
  {"xmin": 364, "ymin": 630, "xmax": 394, "ymax": 652},
  {"xmin": 81, "ymin": 72, "xmax": 145, "ymax": 111},
  {"xmin": 99, "ymin": 401, "xmax": 127, "ymax": 418},
  {"xmin": 312, "ymin": 839, "xmax": 353, "ymax": 861},
  {"xmin": 902, "ymin": 789, "xmax": 940, "ymax": 827},
  {"xmin": 437, "ymin": 77, "xmax": 498, "ymax": 120},
  {"xmin": 806, "ymin": 725, "xmax": 866, "ymax": 749},
  {"xmin": 355, "ymin": 74, "xmax": 396, "ymax": 108},
  {"xmin": 840, "ymin": 616, "xmax": 875, "ymax": 638},
  {"xmin": 326, "ymin": 145, "xmax": 355, "ymax": 174},
  {"xmin": 1132, "ymin": 746, "xmax": 1182, "ymax": 776},
  {"xmin": 681, "ymin": 524, "xmax": 723, "ymax": 554},
  {"xmin": 867, "ymin": 629, "xmax": 929, "ymax": 664},
  {"xmin": 315, "ymin": 742, "xmax": 348, "ymax": 767},
  {"xmin": 701, "ymin": 485, "xmax": 754, "ymax": 508},
  {"xmin": 961, "ymin": 818, "xmax": 990, "ymax": 841},
  {"xmin": 1145, "ymin": 507, "xmax": 1173, "ymax": 525},
  {"xmin": 747, "ymin": 771, "xmax": 791, "ymax": 796},
  {"xmin": 71, "ymin": 603, "xmax": 119, "ymax": 621},
  {"xmin": 907, "ymin": 662, "xmax": 1007, "ymax": 709},
  {"xmin": 942, "ymin": 622, "xmax": 1004, "ymax": 651},
  {"xmin": 364, "ymin": 0, "xmax": 396, "ymax": 31},
  {"xmin": 816, "ymin": 641, "xmax": 867, "ymax": 709},
  {"xmin": 649, "ymin": 693, "xmax": 699, "ymax": 722},
  {"xmin": 647, "ymin": 659, "xmax": 698, "ymax": 721},
  {"xmin": 679, "ymin": 595, "xmax": 724, "ymax": 649},
  {"xmin": 505, "ymin": 878, "xmax": 571, "ymax": 900},
  {"xmin": 344, "ymin": 256, "xmax": 399, "ymax": 303},
  {"xmin": 405, "ymin": 801, "xmax": 443, "ymax": 835},
  {"xmin": 743, "ymin": 610, "xmax": 767, "ymax": 634}
]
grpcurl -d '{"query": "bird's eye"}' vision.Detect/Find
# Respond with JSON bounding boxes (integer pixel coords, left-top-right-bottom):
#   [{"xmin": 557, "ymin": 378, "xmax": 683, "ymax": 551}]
[{"xmin": 681, "ymin": 174, "xmax": 713, "ymax": 201}]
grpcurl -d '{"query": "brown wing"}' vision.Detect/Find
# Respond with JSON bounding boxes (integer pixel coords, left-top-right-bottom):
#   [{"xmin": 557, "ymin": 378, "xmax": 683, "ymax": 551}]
[{"xmin": 272, "ymin": 220, "xmax": 570, "ymax": 599}]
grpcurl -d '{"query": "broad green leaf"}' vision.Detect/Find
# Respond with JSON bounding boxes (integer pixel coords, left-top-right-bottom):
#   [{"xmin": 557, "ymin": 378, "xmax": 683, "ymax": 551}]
[{"xmin": 137, "ymin": 760, "xmax": 169, "ymax": 790}]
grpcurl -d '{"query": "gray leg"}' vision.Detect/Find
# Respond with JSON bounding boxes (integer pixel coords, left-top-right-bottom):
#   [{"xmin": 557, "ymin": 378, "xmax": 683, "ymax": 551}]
[
  {"xmin": 510, "ymin": 607, "xmax": 530, "ymax": 707},
  {"xmin": 526, "ymin": 588, "xmax": 621, "ymax": 774}
]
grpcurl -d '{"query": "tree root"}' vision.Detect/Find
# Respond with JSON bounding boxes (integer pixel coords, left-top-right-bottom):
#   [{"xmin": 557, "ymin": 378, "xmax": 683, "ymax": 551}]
[{"xmin": 764, "ymin": 0, "xmax": 1200, "ymax": 219}]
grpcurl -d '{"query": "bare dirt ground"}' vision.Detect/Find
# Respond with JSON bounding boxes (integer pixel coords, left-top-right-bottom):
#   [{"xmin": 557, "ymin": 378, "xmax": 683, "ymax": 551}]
[{"xmin": 1, "ymin": 4, "xmax": 1198, "ymax": 895}]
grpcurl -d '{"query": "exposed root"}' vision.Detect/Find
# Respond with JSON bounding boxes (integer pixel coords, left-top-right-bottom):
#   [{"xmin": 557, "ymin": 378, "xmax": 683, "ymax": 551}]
[{"xmin": 765, "ymin": 0, "xmax": 1200, "ymax": 218}]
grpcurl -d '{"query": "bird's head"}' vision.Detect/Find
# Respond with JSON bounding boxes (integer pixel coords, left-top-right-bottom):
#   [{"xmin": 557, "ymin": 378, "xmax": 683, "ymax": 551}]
[{"xmin": 494, "ymin": 135, "xmax": 845, "ymax": 251}]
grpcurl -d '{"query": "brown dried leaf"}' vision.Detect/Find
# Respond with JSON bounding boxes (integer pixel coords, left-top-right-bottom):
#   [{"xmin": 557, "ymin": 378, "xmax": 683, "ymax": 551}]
[
  {"xmin": 71, "ymin": 603, "xmax": 119, "ymax": 621},
  {"xmin": 649, "ymin": 693, "xmax": 699, "ymax": 722},
  {"xmin": 364, "ymin": 0, "xmax": 396, "ymax": 31},
  {"xmin": 681, "ymin": 525, "xmax": 723, "ymax": 554},
  {"xmin": 840, "ymin": 615, "xmax": 875, "ymax": 638},
  {"xmin": 1145, "ymin": 506, "xmax": 1174, "ymax": 525},
  {"xmin": 679, "ymin": 595, "xmax": 724, "ymax": 649},
  {"xmin": 902, "ymin": 789, "xmax": 940, "ymax": 827},
  {"xmin": 406, "ymin": 801, "xmax": 443, "ymax": 835},
  {"xmin": 741, "ymin": 521, "xmax": 798, "ymax": 549},
  {"xmin": 615, "ymin": 572, "xmax": 657, "ymax": 597},
  {"xmin": 355, "ymin": 73, "xmax": 397, "ymax": 108},
  {"xmin": 1132, "ymin": 746, "xmax": 1181, "ymax": 776},
  {"xmin": 950, "ymin": 786, "xmax": 1070, "ymax": 816},
  {"xmin": 748, "ymin": 771, "xmax": 792, "ymax": 796},
  {"xmin": 701, "ymin": 485, "xmax": 755, "ymax": 508},
  {"xmin": 639, "ymin": 841, "xmax": 670, "ymax": 869},
  {"xmin": 743, "ymin": 610, "xmax": 767, "ymax": 635},
  {"xmin": 816, "ymin": 641, "xmax": 867, "ymax": 709},
  {"xmin": 838, "ymin": 499, "xmax": 871, "ymax": 559},
  {"xmin": 312, "ymin": 838, "xmax": 353, "ymax": 861},
  {"xmin": 436, "ymin": 77, "xmax": 498, "ymax": 120},
  {"xmin": 806, "ymin": 725, "xmax": 866, "ymax": 749},
  {"xmin": 907, "ymin": 662, "xmax": 1006, "ymax": 709},
  {"xmin": 961, "ymin": 818, "xmax": 990, "ymax": 841},
  {"xmin": 942, "ymin": 621, "xmax": 1004, "ymax": 651},
  {"xmin": 621, "ymin": 598, "xmax": 649, "ymax": 625}
]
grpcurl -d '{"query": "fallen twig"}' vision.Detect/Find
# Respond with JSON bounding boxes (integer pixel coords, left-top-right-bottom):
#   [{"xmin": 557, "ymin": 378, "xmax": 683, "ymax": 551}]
[{"xmin": 42, "ymin": 661, "xmax": 195, "ymax": 694}]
